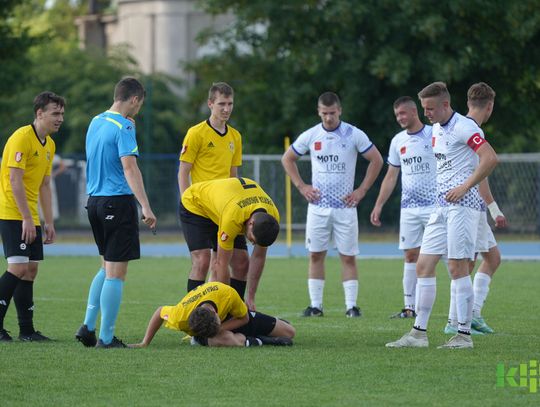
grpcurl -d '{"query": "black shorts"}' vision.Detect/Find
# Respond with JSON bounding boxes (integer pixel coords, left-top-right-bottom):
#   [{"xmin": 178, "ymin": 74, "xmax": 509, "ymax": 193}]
[
  {"xmin": 87, "ymin": 195, "xmax": 140, "ymax": 262},
  {"xmin": 0, "ymin": 220, "xmax": 43, "ymax": 260},
  {"xmin": 179, "ymin": 203, "xmax": 247, "ymax": 252}
]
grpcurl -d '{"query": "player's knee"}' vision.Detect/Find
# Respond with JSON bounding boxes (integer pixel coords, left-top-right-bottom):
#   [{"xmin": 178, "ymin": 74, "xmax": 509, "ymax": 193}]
[
  {"xmin": 230, "ymin": 250, "xmax": 249, "ymax": 278},
  {"xmin": 276, "ymin": 319, "xmax": 296, "ymax": 338}
]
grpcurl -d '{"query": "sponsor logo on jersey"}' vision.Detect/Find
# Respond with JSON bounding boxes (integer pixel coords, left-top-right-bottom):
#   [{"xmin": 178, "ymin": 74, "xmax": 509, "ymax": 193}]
[
  {"xmin": 400, "ymin": 146, "xmax": 406, "ymax": 155},
  {"xmin": 15, "ymin": 152, "xmax": 23, "ymax": 162},
  {"xmin": 181, "ymin": 145, "xmax": 187, "ymax": 155},
  {"xmin": 314, "ymin": 141, "xmax": 322, "ymax": 151},
  {"xmin": 220, "ymin": 232, "xmax": 229, "ymax": 241}
]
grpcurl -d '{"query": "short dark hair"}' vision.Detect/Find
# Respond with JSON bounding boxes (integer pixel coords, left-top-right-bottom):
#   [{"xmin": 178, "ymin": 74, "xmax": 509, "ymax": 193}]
[
  {"xmin": 318, "ymin": 92, "xmax": 341, "ymax": 107},
  {"xmin": 467, "ymin": 82, "xmax": 496, "ymax": 108},
  {"xmin": 252, "ymin": 212, "xmax": 280, "ymax": 247},
  {"xmin": 208, "ymin": 82, "xmax": 234, "ymax": 102},
  {"xmin": 188, "ymin": 305, "xmax": 220, "ymax": 338},
  {"xmin": 418, "ymin": 81, "xmax": 451, "ymax": 102},
  {"xmin": 114, "ymin": 77, "xmax": 145, "ymax": 102},
  {"xmin": 393, "ymin": 96, "xmax": 416, "ymax": 110},
  {"xmin": 33, "ymin": 92, "xmax": 65, "ymax": 116}
]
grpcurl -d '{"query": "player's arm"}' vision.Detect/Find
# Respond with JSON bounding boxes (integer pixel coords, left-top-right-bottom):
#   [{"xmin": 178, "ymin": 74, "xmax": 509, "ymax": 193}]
[
  {"xmin": 345, "ymin": 146, "xmax": 383, "ymax": 207},
  {"xmin": 129, "ymin": 306, "xmax": 164, "ymax": 348},
  {"xmin": 478, "ymin": 178, "xmax": 507, "ymax": 228},
  {"xmin": 446, "ymin": 143, "xmax": 498, "ymax": 203},
  {"xmin": 370, "ymin": 165, "xmax": 400, "ymax": 227},
  {"xmin": 212, "ymin": 247, "xmax": 234, "ymax": 284},
  {"xmin": 220, "ymin": 311, "xmax": 249, "ymax": 332},
  {"xmin": 121, "ymin": 155, "xmax": 157, "ymax": 230},
  {"xmin": 207, "ymin": 330, "xmax": 247, "ymax": 347},
  {"xmin": 178, "ymin": 160, "xmax": 193, "ymax": 195},
  {"xmin": 38, "ymin": 175, "xmax": 56, "ymax": 244},
  {"xmin": 230, "ymin": 166, "xmax": 238, "ymax": 177},
  {"xmin": 281, "ymin": 148, "xmax": 320, "ymax": 203},
  {"xmin": 245, "ymin": 245, "xmax": 267, "ymax": 311},
  {"xmin": 9, "ymin": 167, "xmax": 36, "ymax": 244}
]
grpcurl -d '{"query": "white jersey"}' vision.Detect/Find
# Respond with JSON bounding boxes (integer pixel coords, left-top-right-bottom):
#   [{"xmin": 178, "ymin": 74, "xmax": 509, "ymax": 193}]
[
  {"xmin": 292, "ymin": 121, "xmax": 373, "ymax": 208},
  {"xmin": 388, "ymin": 125, "xmax": 436, "ymax": 208},
  {"xmin": 432, "ymin": 112, "xmax": 487, "ymax": 211}
]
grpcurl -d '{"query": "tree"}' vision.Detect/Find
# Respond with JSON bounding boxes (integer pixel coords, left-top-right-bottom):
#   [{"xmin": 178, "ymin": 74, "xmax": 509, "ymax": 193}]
[{"xmin": 189, "ymin": 0, "xmax": 540, "ymax": 153}]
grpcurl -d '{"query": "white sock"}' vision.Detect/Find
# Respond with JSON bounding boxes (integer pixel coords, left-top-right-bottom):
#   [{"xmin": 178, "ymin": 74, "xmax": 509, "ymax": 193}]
[
  {"xmin": 454, "ymin": 275, "xmax": 474, "ymax": 334},
  {"xmin": 413, "ymin": 277, "xmax": 436, "ymax": 331},
  {"xmin": 342, "ymin": 279, "xmax": 358, "ymax": 310},
  {"xmin": 403, "ymin": 263, "xmax": 417, "ymax": 310},
  {"xmin": 473, "ymin": 272, "xmax": 491, "ymax": 318},
  {"xmin": 308, "ymin": 279, "xmax": 325, "ymax": 309},
  {"xmin": 448, "ymin": 279, "xmax": 457, "ymax": 327}
]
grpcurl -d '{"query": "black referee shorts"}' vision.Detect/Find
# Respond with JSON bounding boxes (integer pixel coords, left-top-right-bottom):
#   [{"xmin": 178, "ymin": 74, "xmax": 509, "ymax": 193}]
[
  {"xmin": 0, "ymin": 220, "xmax": 43, "ymax": 260},
  {"xmin": 179, "ymin": 202, "xmax": 247, "ymax": 252},
  {"xmin": 87, "ymin": 195, "xmax": 140, "ymax": 262}
]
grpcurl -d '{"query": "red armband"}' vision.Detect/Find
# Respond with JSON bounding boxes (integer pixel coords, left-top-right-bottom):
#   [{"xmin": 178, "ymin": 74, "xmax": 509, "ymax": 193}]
[{"xmin": 467, "ymin": 133, "xmax": 487, "ymax": 151}]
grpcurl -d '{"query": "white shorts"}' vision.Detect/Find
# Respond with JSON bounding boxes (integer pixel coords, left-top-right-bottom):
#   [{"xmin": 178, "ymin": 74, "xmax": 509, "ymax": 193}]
[
  {"xmin": 420, "ymin": 206, "xmax": 481, "ymax": 260},
  {"xmin": 305, "ymin": 204, "xmax": 359, "ymax": 256},
  {"xmin": 475, "ymin": 211, "xmax": 497, "ymax": 253},
  {"xmin": 399, "ymin": 206, "xmax": 435, "ymax": 250}
]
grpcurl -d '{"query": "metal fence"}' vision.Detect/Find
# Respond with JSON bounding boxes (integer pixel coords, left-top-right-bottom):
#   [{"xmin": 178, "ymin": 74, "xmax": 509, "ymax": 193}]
[{"xmin": 55, "ymin": 153, "xmax": 540, "ymax": 235}]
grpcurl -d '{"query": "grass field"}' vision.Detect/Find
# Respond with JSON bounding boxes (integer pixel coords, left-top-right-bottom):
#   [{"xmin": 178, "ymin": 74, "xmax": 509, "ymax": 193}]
[{"xmin": 0, "ymin": 257, "xmax": 539, "ymax": 406}]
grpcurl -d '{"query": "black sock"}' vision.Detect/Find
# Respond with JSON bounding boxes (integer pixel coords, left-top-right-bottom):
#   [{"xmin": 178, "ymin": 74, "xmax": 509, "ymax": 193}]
[
  {"xmin": 187, "ymin": 279, "xmax": 205, "ymax": 292},
  {"xmin": 14, "ymin": 280, "xmax": 34, "ymax": 335},
  {"xmin": 0, "ymin": 271, "xmax": 21, "ymax": 330},
  {"xmin": 230, "ymin": 278, "xmax": 247, "ymax": 300}
]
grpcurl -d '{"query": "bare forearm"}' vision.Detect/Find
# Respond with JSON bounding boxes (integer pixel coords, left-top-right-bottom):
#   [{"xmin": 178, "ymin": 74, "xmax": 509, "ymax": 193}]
[
  {"xmin": 124, "ymin": 165, "xmax": 151, "ymax": 209},
  {"xmin": 375, "ymin": 170, "xmax": 399, "ymax": 207},
  {"xmin": 141, "ymin": 308, "xmax": 164, "ymax": 346},
  {"xmin": 11, "ymin": 178, "xmax": 32, "ymax": 219},
  {"xmin": 39, "ymin": 183, "xmax": 54, "ymax": 225},
  {"xmin": 247, "ymin": 247, "xmax": 267, "ymax": 303}
]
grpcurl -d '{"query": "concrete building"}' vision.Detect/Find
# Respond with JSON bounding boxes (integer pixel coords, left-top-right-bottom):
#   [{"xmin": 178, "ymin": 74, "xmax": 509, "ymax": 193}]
[{"xmin": 76, "ymin": 0, "xmax": 233, "ymax": 81}]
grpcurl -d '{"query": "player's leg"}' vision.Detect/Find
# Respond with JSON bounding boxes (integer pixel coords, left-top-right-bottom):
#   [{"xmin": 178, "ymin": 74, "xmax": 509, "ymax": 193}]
[
  {"xmin": 229, "ymin": 236, "xmax": 249, "ymax": 299},
  {"xmin": 233, "ymin": 311, "xmax": 294, "ymax": 346},
  {"xmin": 303, "ymin": 205, "xmax": 330, "ymax": 316},
  {"xmin": 334, "ymin": 207, "xmax": 361, "ymax": 317},
  {"xmin": 472, "ymin": 240, "xmax": 500, "ymax": 334}
]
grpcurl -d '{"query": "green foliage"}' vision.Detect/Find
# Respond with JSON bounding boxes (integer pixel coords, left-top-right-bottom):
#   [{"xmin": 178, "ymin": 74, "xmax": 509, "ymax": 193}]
[
  {"xmin": 191, "ymin": 0, "xmax": 540, "ymax": 153},
  {"xmin": 1, "ymin": 256, "xmax": 539, "ymax": 406}
]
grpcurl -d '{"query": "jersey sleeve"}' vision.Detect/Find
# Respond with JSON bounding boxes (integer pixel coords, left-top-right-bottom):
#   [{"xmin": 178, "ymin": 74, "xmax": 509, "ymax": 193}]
[
  {"xmin": 227, "ymin": 289, "xmax": 248, "ymax": 319},
  {"xmin": 179, "ymin": 127, "xmax": 201, "ymax": 164},
  {"xmin": 354, "ymin": 128, "xmax": 374, "ymax": 154},
  {"xmin": 291, "ymin": 130, "xmax": 311, "ymax": 156},
  {"xmin": 45, "ymin": 138, "xmax": 56, "ymax": 176},
  {"xmin": 118, "ymin": 124, "xmax": 139, "ymax": 158},
  {"xmin": 232, "ymin": 130, "xmax": 242, "ymax": 167},
  {"xmin": 217, "ymin": 208, "xmax": 243, "ymax": 250},
  {"xmin": 457, "ymin": 121, "xmax": 487, "ymax": 152},
  {"xmin": 6, "ymin": 133, "xmax": 30, "ymax": 170},
  {"xmin": 387, "ymin": 136, "xmax": 400, "ymax": 167}
]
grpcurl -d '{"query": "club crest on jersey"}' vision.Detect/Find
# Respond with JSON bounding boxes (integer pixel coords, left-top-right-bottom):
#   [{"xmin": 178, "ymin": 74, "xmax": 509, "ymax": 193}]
[
  {"xmin": 220, "ymin": 232, "xmax": 229, "ymax": 241},
  {"xmin": 15, "ymin": 152, "xmax": 23, "ymax": 162},
  {"xmin": 181, "ymin": 145, "xmax": 187, "ymax": 155},
  {"xmin": 314, "ymin": 141, "xmax": 322, "ymax": 151},
  {"xmin": 400, "ymin": 146, "xmax": 406, "ymax": 155},
  {"xmin": 47, "ymin": 152, "xmax": 51, "ymax": 161},
  {"xmin": 229, "ymin": 142, "xmax": 234, "ymax": 151}
]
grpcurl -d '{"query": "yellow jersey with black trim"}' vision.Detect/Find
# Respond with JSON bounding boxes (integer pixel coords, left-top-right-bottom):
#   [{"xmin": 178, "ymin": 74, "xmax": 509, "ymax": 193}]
[
  {"xmin": 182, "ymin": 177, "xmax": 280, "ymax": 250},
  {"xmin": 160, "ymin": 282, "xmax": 248, "ymax": 335},
  {"xmin": 179, "ymin": 120, "xmax": 242, "ymax": 184},
  {"xmin": 0, "ymin": 125, "xmax": 55, "ymax": 223}
]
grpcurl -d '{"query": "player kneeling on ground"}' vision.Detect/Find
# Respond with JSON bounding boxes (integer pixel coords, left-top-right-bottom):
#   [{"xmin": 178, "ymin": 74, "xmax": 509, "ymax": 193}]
[{"xmin": 129, "ymin": 282, "xmax": 295, "ymax": 348}]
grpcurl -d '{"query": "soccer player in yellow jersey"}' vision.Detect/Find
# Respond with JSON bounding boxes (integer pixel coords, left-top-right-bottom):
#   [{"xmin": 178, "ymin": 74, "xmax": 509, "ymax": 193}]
[
  {"xmin": 0, "ymin": 91, "xmax": 65, "ymax": 342},
  {"xmin": 130, "ymin": 282, "xmax": 295, "ymax": 347},
  {"xmin": 180, "ymin": 177, "xmax": 280, "ymax": 310},
  {"xmin": 178, "ymin": 82, "xmax": 250, "ymax": 301}
]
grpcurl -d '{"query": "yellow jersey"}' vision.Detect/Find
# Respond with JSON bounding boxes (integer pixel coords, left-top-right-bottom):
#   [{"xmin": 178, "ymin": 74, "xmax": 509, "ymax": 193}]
[
  {"xmin": 179, "ymin": 120, "xmax": 242, "ymax": 184},
  {"xmin": 0, "ymin": 125, "xmax": 55, "ymax": 223},
  {"xmin": 160, "ymin": 282, "xmax": 248, "ymax": 335},
  {"xmin": 182, "ymin": 177, "xmax": 280, "ymax": 250}
]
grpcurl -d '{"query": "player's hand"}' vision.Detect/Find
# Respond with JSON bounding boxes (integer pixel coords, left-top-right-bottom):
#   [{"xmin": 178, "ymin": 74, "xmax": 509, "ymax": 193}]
[
  {"xmin": 370, "ymin": 206, "xmax": 382, "ymax": 227},
  {"xmin": 43, "ymin": 223, "xmax": 56, "ymax": 244},
  {"xmin": 494, "ymin": 215, "xmax": 507, "ymax": 229},
  {"xmin": 127, "ymin": 342, "xmax": 146, "ymax": 349},
  {"xmin": 299, "ymin": 184, "xmax": 320, "ymax": 204},
  {"xmin": 344, "ymin": 189, "xmax": 366, "ymax": 208},
  {"xmin": 245, "ymin": 298, "xmax": 256, "ymax": 311},
  {"xmin": 21, "ymin": 218, "xmax": 37, "ymax": 245},
  {"xmin": 141, "ymin": 207, "xmax": 157, "ymax": 232},
  {"xmin": 445, "ymin": 185, "xmax": 468, "ymax": 203}
]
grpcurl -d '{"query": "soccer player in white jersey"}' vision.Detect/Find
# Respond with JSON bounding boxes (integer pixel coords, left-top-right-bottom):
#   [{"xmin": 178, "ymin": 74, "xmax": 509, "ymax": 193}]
[
  {"xmin": 444, "ymin": 82, "xmax": 507, "ymax": 335},
  {"xmin": 386, "ymin": 82, "xmax": 498, "ymax": 349},
  {"xmin": 370, "ymin": 96, "xmax": 436, "ymax": 319},
  {"xmin": 282, "ymin": 92, "xmax": 383, "ymax": 317}
]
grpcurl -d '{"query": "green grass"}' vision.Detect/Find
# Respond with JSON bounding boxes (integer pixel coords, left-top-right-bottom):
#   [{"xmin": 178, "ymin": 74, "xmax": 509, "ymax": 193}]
[{"xmin": 1, "ymin": 257, "xmax": 538, "ymax": 406}]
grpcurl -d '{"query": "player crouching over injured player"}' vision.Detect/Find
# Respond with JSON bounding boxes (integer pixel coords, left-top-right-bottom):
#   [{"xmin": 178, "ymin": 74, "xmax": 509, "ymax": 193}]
[{"xmin": 130, "ymin": 282, "xmax": 295, "ymax": 348}]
